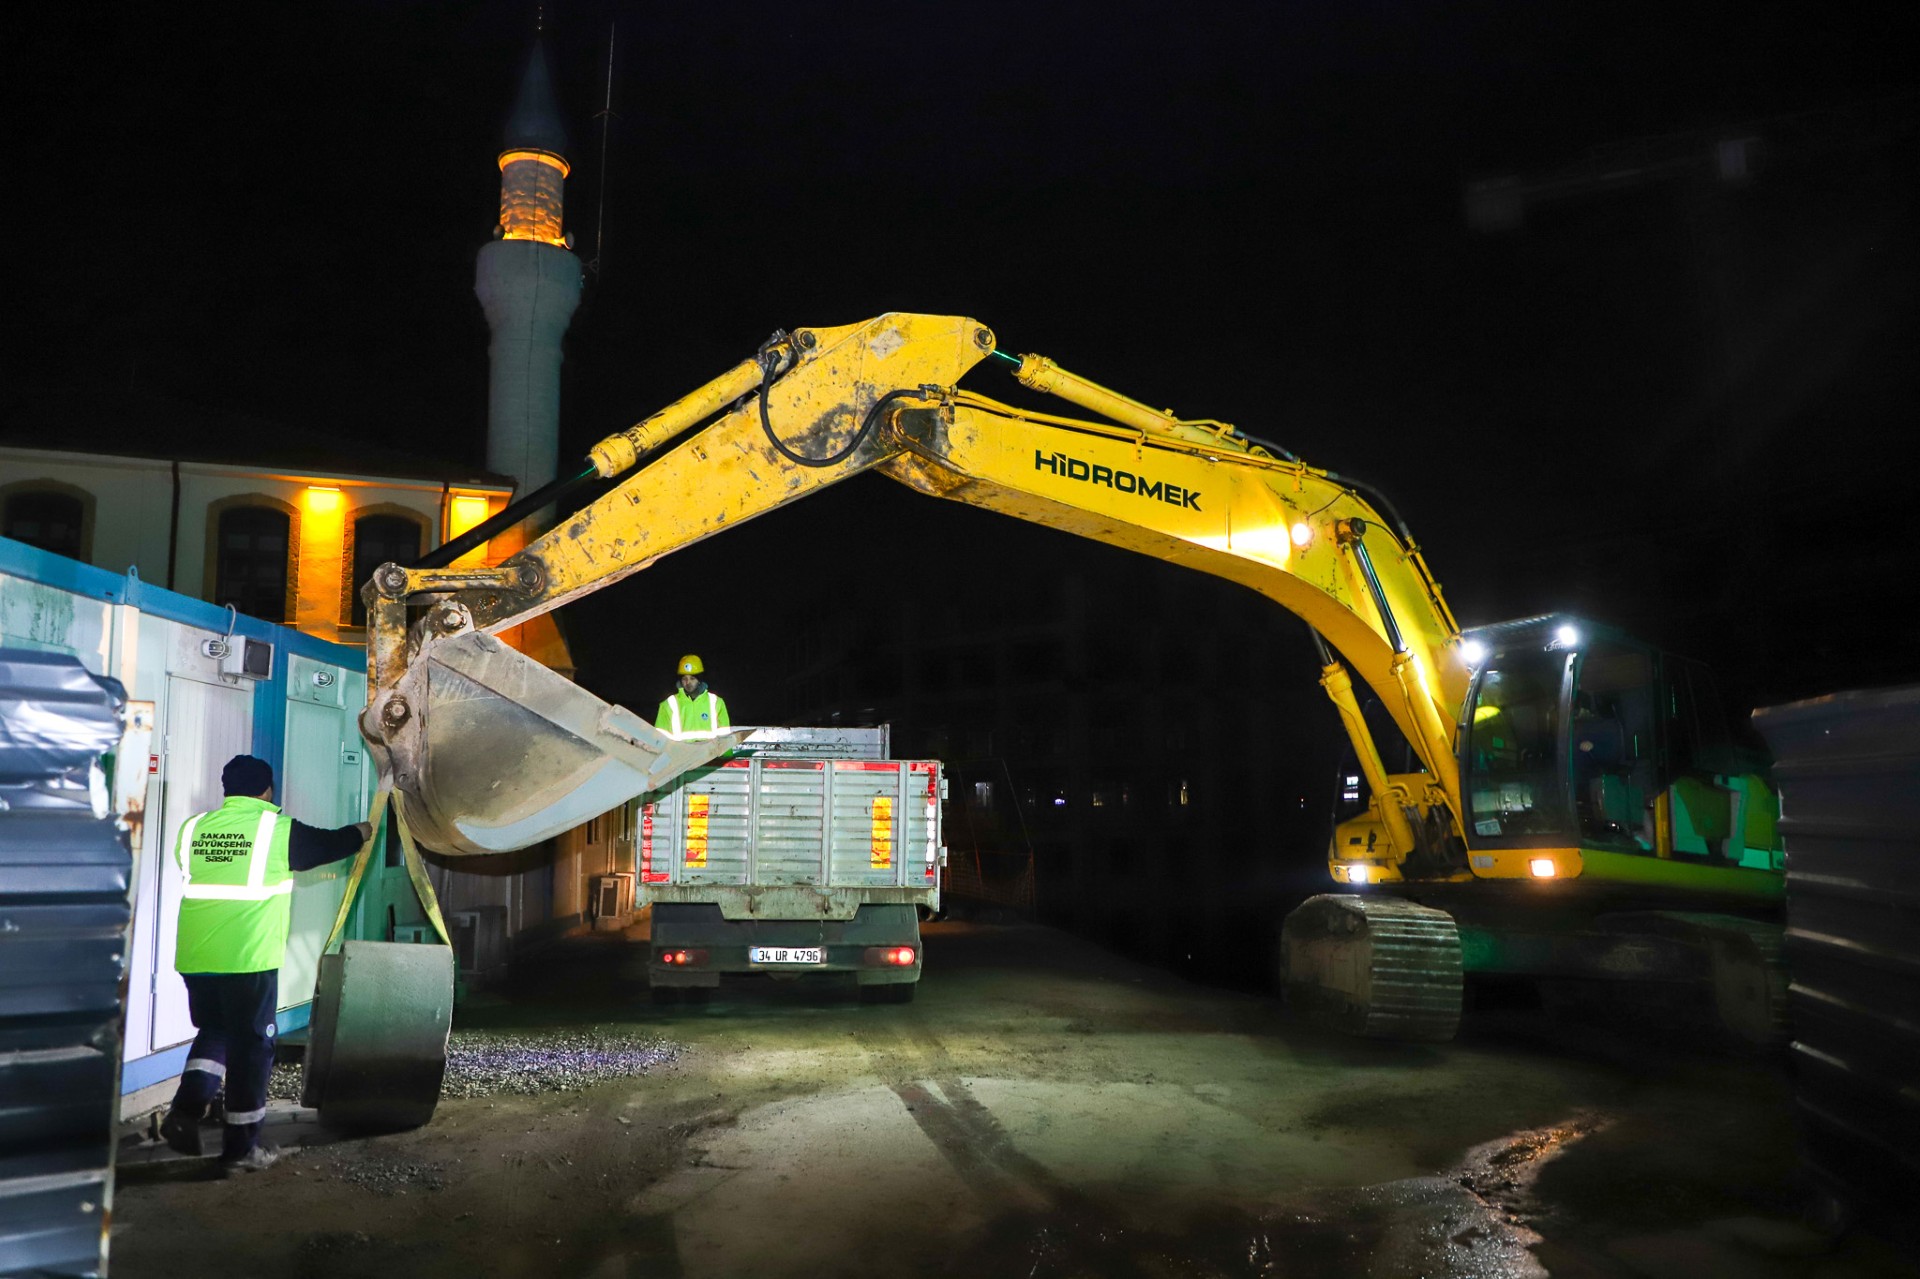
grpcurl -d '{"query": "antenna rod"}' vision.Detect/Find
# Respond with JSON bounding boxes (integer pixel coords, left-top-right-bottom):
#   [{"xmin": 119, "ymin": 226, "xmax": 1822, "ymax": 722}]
[{"xmin": 590, "ymin": 20, "xmax": 616, "ymax": 277}]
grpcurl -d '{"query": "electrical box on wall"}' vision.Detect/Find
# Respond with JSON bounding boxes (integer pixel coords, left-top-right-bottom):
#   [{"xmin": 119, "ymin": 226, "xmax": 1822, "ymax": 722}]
[{"xmin": 201, "ymin": 636, "xmax": 273, "ymax": 680}]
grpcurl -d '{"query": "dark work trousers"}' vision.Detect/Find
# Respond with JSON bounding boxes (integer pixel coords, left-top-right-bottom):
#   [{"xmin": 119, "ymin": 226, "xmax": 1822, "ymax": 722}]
[{"xmin": 170, "ymin": 971, "xmax": 278, "ymax": 1160}]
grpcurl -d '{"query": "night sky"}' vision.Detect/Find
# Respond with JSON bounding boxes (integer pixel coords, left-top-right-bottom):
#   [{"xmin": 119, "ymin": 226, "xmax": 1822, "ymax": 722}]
[{"xmin": 11, "ymin": 1, "xmax": 1917, "ymax": 717}]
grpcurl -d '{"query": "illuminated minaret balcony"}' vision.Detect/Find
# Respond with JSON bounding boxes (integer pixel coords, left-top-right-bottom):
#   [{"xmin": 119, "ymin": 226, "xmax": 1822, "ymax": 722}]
[{"xmin": 499, "ymin": 148, "xmax": 570, "ymax": 246}]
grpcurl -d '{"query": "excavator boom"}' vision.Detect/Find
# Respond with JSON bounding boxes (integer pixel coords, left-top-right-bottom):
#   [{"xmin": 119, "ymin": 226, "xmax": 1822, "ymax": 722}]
[{"xmin": 363, "ymin": 314, "xmax": 1466, "ymax": 860}]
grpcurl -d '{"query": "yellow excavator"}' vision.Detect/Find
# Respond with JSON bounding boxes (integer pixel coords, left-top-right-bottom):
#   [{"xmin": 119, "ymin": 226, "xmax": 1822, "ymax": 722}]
[{"xmin": 360, "ymin": 313, "xmax": 1786, "ymax": 1044}]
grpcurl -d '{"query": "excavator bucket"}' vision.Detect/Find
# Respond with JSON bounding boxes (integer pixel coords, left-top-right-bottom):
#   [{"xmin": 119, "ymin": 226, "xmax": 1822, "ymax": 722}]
[{"xmin": 365, "ymin": 630, "xmax": 739, "ymax": 858}]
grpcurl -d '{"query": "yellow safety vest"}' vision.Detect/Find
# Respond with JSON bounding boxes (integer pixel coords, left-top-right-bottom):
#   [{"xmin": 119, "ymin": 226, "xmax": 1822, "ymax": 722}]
[
  {"xmin": 656, "ymin": 688, "xmax": 730, "ymax": 740},
  {"xmin": 172, "ymin": 795, "xmax": 295, "ymax": 974}
]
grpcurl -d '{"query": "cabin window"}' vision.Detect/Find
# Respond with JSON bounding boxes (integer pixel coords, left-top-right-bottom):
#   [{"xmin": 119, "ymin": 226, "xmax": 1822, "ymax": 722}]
[{"xmin": 1462, "ymin": 650, "xmax": 1572, "ymax": 840}]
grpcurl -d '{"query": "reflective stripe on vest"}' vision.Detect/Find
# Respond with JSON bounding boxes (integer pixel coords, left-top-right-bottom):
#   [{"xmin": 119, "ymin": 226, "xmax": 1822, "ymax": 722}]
[
  {"xmin": 174, "ymin": 800, "xmax": 296, "ymax": 974},
  {"xmin": 180, "ymin": 811, "xmax": 286, "ymax": 902},
  {"xmin": 668, "ymin": 691, "xmax": 722, "ymax": 740}
]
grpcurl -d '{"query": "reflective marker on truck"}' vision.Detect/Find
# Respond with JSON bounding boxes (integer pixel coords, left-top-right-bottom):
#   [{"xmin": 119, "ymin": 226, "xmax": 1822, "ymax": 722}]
[
  {"xmin": 686, "ymin": 793, "xmax": 710, "ymax": 868},
  {"xmin": 870, "ymin": 796, "xmax": 893, "ymax": 868}
]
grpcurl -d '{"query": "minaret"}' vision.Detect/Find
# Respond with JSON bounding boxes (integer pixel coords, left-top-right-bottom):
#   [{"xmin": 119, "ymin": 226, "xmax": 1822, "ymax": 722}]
[{"xmin": 475, "ymin": 41, "xmax": 582, "ymax": 522}]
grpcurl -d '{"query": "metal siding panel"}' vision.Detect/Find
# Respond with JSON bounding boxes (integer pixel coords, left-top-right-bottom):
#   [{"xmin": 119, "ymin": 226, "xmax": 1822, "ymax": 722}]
[
  {"xmin": 645, "ymin": 787, "xmax": 682, "ymax": 884},
  {"xmin": 679, "ymin": 764, "xmax": 752, "ymax": 886},
  {"xmin": 0, "ymin": 652, "xmax": 129, "ymax": 1279},
  {"xmin": 733, "ymin": 726, "xmax": 891, "ymax": 759},
  {"xmin": 829, "ymin": 762, "xmax": 907, "ymax": 888},
  {"xmin": 906, "ymin": 763, "xmax": 941, "ymax": 888},
  {"xmin": 1753, "ymin": 684, "xmax": 1920, "ymax": 1238},
  {"xmin": 754, "ymin": 761, "xmax": 828, "ymax": 885},
  {"xmin": 641, "ymin": 756, "xmax": 943, "ymax": 902}
]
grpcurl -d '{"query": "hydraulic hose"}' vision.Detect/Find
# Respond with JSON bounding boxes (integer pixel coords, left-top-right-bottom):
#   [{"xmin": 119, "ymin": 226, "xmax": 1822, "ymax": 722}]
[
  {"xmin": 413, "ymin": 462, "xmax": 599, "ymax": 569},
  {"xmin": 753, "ymin": 329, "xmax": 925, "ymax": 468}
]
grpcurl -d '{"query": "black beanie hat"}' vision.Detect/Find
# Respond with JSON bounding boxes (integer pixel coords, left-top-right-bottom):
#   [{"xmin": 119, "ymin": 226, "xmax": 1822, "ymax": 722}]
[{"xmin": 221, "ymin": 754, "xmax": 274, "ymax": 797}]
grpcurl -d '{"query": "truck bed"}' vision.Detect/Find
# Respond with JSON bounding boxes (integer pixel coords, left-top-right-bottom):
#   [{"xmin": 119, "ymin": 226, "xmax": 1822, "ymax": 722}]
[{"xmin": 635, "ymin": 740, "xmax": 945, "ymax": 997}]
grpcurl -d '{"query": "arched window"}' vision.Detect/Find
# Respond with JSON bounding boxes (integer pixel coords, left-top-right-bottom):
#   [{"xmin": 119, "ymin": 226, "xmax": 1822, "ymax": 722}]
[
  {"xmin": 1, "ymin": 486, "xmax": 89, "ymax": 561},
  {"xmin": 213, "ymin": 505, "xmax": 291, "ymax": 622},
  {"xmin": 347, "ymin": 512, "xmax": 424, "ymax": 626}
]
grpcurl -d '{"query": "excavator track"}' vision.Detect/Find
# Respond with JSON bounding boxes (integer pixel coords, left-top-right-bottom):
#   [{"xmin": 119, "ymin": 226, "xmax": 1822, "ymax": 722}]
[
  {"xmin": 1595, "ymin": 910, "xmax": 1791, "ymax": 1049},
  {"xmin": 1281, "ymin": 894, "xmax": 1463, "ymax": 1041}
]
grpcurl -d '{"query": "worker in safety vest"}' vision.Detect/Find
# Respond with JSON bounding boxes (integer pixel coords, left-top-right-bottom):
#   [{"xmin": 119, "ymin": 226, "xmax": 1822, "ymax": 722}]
[
  {"xmin": 157, "ymin": 754, "xmax": 371, "ymax": 1174},
  {"xmin": 655, "ymin": 653, "xmax": 730, "ymax": 740}
]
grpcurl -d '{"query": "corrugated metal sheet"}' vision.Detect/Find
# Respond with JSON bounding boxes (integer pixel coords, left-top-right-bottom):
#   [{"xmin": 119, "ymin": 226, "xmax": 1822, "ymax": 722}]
[
  {"xmin": 1752, "ymin": 684, "xmax": 1920, "ymax": 1237},
  {"xmin": 759, "ymin": 761, "xmax": 830, "ymax": 885},
  {"xmin": 0, "ymin": 651, "xmax": 131, "ymax": 1278},
  {"xmin": 642, "ymin": 756, "xmax": 940, "ymax": 892}
]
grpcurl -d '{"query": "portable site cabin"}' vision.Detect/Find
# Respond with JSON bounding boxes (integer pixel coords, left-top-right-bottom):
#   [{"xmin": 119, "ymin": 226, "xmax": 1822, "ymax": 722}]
[{"xmin": 0, "ymin": 537, "xmax": 434, "ymax": 1117}]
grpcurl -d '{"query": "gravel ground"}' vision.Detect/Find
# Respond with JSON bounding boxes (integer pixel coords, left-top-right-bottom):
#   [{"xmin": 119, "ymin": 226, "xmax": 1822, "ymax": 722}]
[
  {"xmin": 312, "ymin": 1153, "xmax": 449, "ymax": 1196},
  {"xmin": 269, "ymin": 1026, "xmax": 683, "ymax": 1102}
]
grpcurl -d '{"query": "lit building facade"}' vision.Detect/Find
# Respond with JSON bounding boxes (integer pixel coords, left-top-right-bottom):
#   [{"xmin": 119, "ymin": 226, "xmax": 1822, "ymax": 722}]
[{"xmin": 0, "ymin": 423, "xmax": 511, "ymax": 646}]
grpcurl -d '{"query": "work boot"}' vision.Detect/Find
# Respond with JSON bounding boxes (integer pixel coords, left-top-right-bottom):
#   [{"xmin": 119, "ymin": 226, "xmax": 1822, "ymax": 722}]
[
  {"xmin": 158, "ymin": 1109, "xmax": 203, "ymax": 1157},
  {"xmin": 219, "ymin": 1143, "xmax": 282, "ymax": 1177}
]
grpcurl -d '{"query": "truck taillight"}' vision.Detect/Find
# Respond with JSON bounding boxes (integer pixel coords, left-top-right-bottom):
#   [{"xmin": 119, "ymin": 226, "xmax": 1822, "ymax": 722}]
[
  {"xmin": 863, "ymin": 946, "xmax": 916, "ymax": 967},
  {"xmin": 659, "ymin": 948, "xmax": 708, "ymax": 966}
]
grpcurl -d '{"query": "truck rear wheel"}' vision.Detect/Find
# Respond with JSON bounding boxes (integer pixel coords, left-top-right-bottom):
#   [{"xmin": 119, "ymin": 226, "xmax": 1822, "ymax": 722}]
[{"xmin": 1280, "ymin": 894, "xmax": 1463, "ymax": 1041}]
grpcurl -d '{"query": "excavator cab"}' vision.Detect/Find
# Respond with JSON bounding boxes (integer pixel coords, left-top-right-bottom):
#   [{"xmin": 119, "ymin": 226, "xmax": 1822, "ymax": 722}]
[
  {"xmin": 1299, "ymin": 614, "xmax": 1784, "ymax": 1044},
  {"xmin": 1453, "ymin": 614, "xmax": 1779, "ymax": 873}
]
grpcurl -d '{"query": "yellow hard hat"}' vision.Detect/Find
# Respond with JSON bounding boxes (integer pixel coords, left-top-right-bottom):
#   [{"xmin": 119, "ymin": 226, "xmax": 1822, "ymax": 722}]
[{"xmin": 677, "ymin": 653, "xmax": 705, "ymax": 676}]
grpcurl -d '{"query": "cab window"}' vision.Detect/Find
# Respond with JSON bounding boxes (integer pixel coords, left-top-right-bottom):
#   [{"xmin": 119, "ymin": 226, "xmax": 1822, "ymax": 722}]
[
  {"xmin": 1568, "ymin": 642, "xmax": 1658, "ymax": 850},
  {"xmin": 1462, "ymin": 650, "xmax": 1571, "ymax": 839}
]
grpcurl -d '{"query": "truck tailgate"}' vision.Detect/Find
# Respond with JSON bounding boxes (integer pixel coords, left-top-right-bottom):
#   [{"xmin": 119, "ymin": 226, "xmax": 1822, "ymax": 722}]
[{"xmin": 640, "ymin": 757, "xmax": 943, "ymax": 904}]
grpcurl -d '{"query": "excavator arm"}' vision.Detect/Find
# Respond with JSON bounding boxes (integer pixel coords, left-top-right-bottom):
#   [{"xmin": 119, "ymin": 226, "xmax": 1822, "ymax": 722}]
[{"xmin": 364, "ymin": 314, "xmax": 1468, "ymax": 864}]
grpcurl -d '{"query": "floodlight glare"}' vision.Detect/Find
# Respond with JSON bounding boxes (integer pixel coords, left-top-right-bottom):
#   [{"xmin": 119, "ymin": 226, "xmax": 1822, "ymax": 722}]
[
  {"xmin": 1460, "ymin": 639, "xmax": 1487, "ymax": 666},
  {"xmin": 1290, "ymin": 522, "xmax": 1314, "ymax": 548},
  {"xmin": 1554, "ymin": 624, "xmax": 1580, "ymax": 649}
]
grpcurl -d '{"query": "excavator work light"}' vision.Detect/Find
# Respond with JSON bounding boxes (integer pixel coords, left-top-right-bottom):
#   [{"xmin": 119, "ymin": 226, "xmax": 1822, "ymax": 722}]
[
  {"xmin": 1553, "ymin": 624, "xmax": 1581, "ymax": 649},
  {"xmin": 1346, "ymin": 864, "xmax": 1372, "ymax": 885},
  {"xmin": 1290, "ymin": 521, "xmax": 1314, "ymax": 548},
  {"xmin": 1529, "ymin": 858, "xmax": 1557, "ymax": 878},
  {"xmin": 1460, "ymin": 639, "xmax": 1487, "ymax": 666}
]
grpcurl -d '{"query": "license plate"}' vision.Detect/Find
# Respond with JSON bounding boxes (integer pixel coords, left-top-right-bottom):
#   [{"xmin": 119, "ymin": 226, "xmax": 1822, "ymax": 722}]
[{"xmin": 749, "ymin": 946, "xmax": 823, "ymax": 965}]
